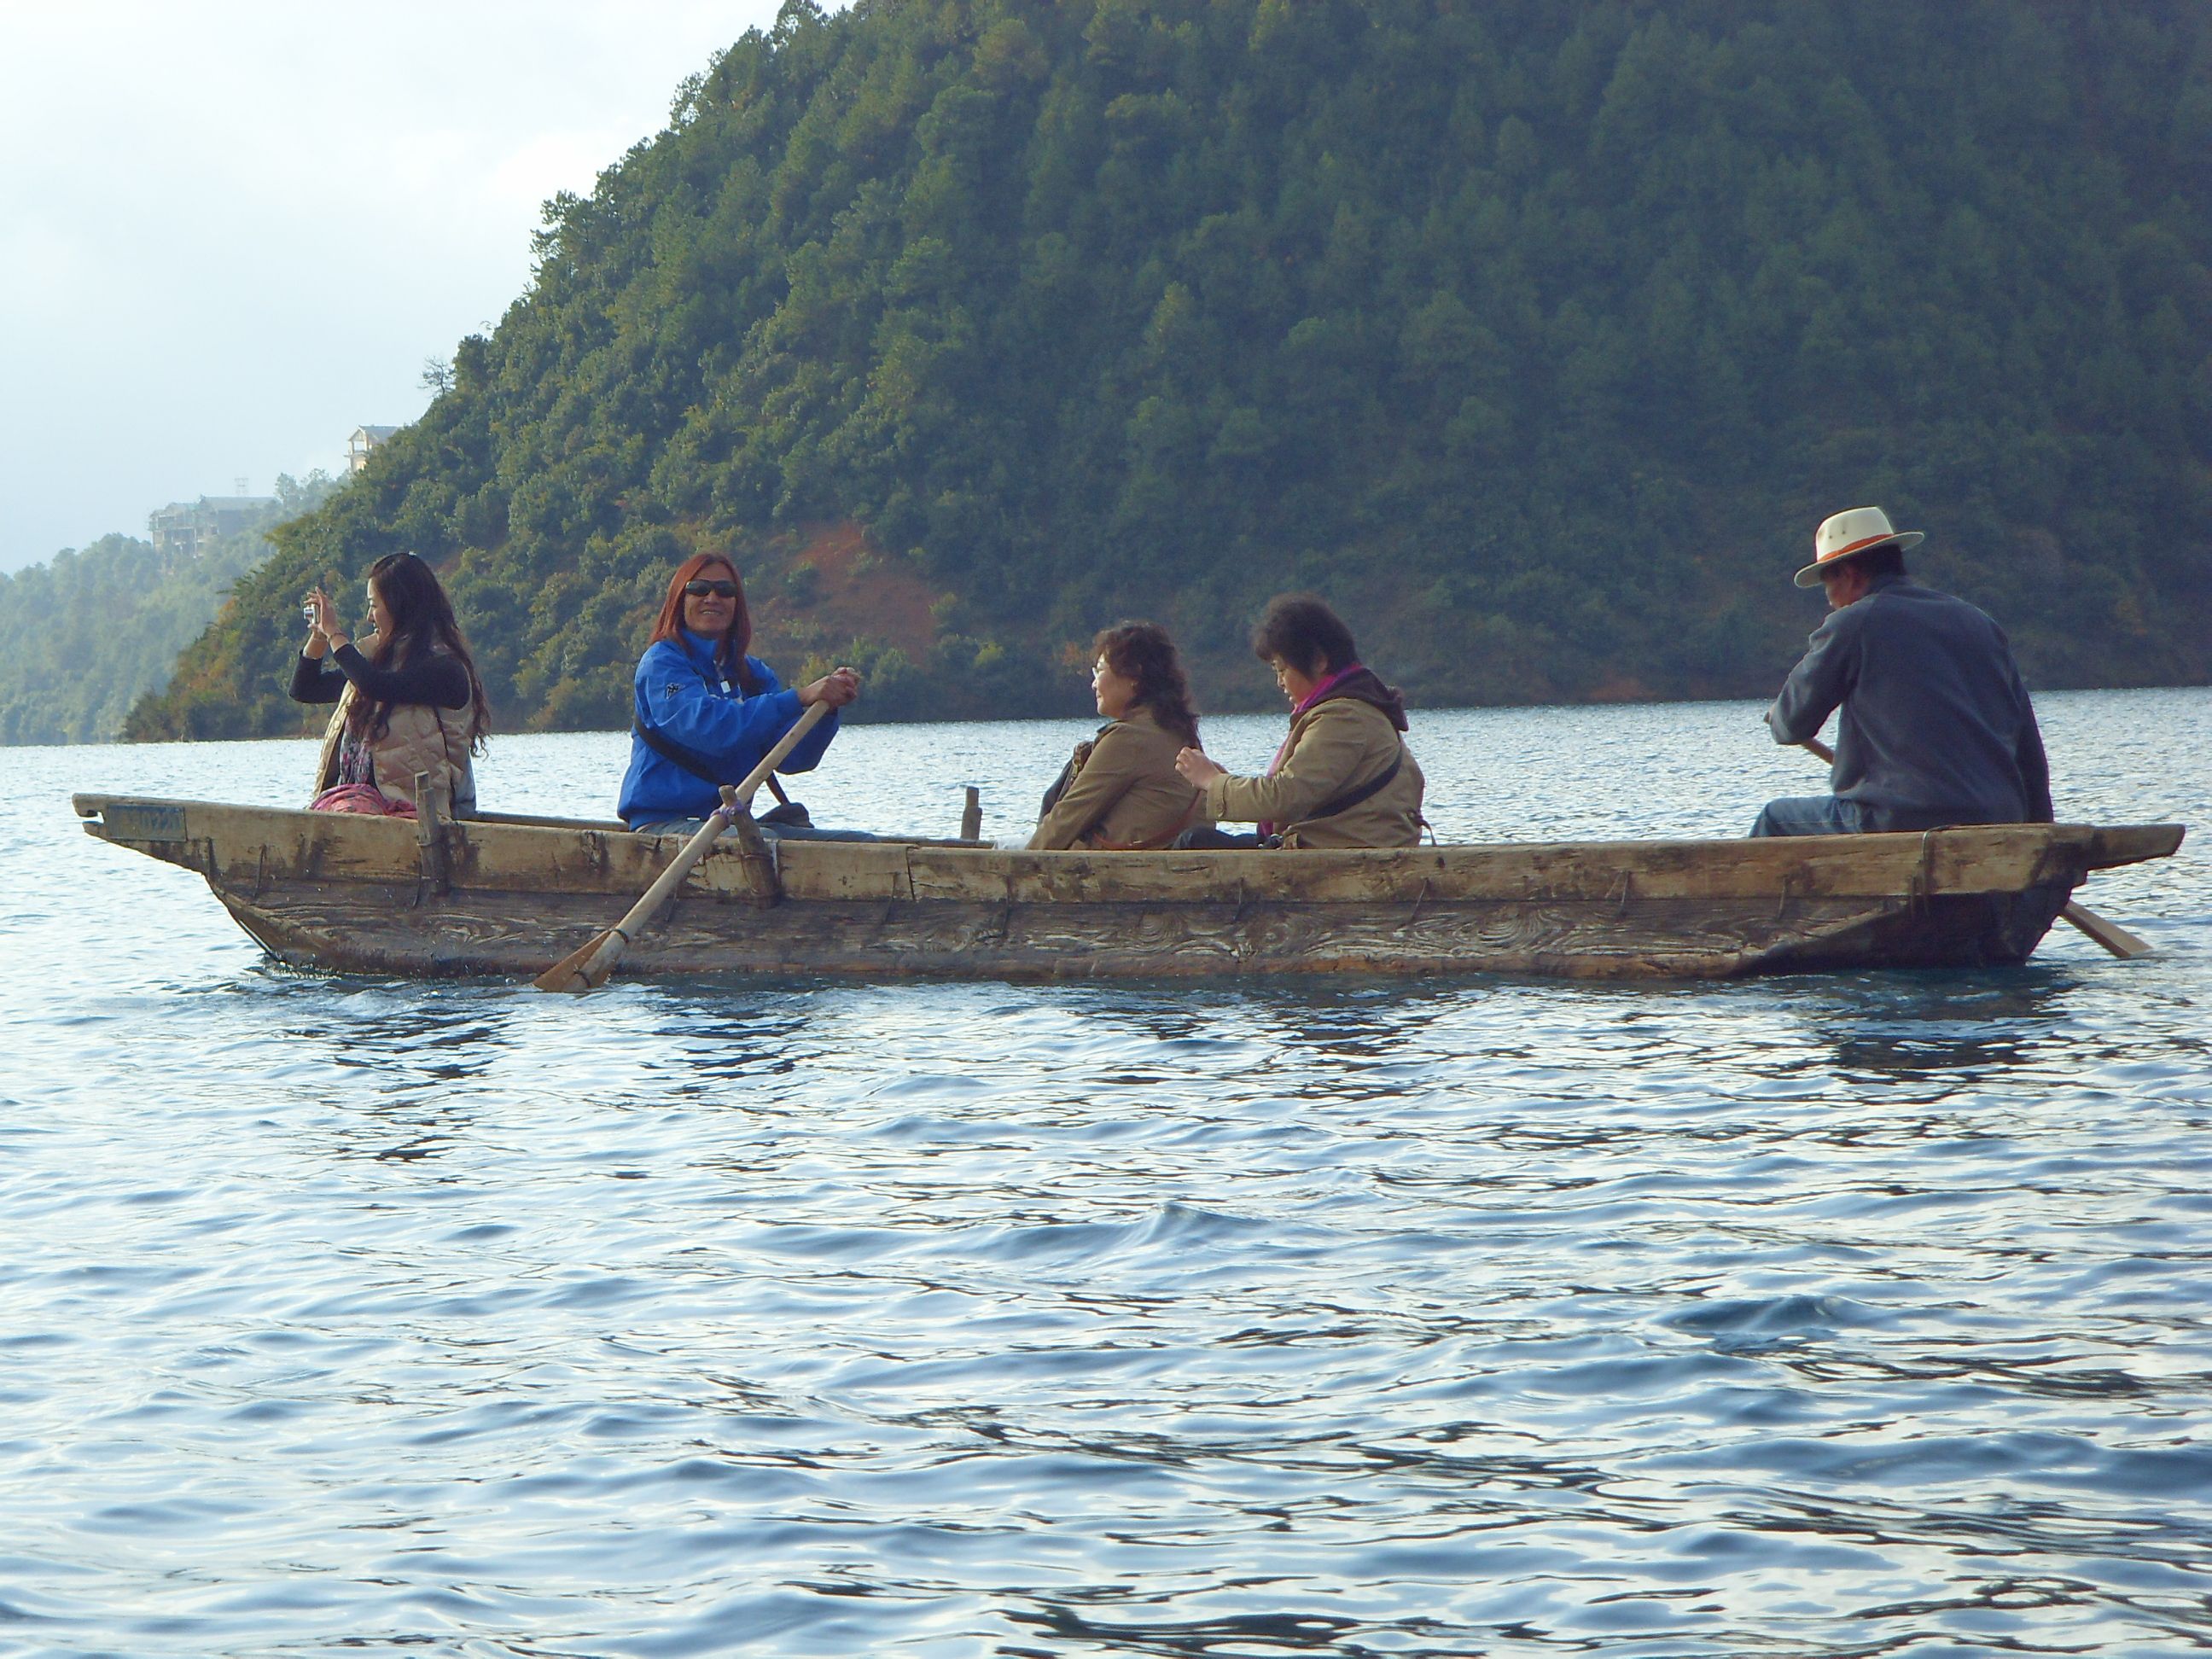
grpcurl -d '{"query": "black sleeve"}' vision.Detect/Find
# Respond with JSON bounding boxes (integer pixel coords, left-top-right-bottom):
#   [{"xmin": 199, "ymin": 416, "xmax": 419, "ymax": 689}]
[
  {"xmin": 332, "ymin": 643, "xmax": 471, "ymax": 709},
  {"xmin": 290, "ymin": 653, "xmax": 345, "ymax": 704}
]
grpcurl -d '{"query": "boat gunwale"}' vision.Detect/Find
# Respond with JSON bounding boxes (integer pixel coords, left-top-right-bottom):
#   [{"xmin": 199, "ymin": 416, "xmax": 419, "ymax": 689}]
[{"xmin": 71, "ymin": 790, "xmax": 2181, "ymax": 906}]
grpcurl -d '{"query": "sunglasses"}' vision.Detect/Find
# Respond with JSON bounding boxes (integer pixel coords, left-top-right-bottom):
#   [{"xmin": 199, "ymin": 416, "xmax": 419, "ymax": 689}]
[{"xmin": 683, "ymin": 579, "xmax": 740, "ymax": 599}]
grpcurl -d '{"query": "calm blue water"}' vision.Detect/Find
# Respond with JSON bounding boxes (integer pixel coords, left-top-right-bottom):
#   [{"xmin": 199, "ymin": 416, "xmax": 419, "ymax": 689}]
[{"xmin": 3, "ymin": 689, "xmax": 2208, "ymax": 1658}]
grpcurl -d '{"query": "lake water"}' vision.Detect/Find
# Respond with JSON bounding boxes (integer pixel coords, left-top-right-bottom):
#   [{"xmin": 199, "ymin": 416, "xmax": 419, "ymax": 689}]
[{"xmin": 3, "ymin": 688, "xmax": 2208, "ymax": 1657}]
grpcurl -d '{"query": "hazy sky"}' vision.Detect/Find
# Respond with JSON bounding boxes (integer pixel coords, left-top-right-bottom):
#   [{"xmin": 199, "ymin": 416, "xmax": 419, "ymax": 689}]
[{"xmin": 0, "ymin": 0, "xmax": 818, "ymax": 573}]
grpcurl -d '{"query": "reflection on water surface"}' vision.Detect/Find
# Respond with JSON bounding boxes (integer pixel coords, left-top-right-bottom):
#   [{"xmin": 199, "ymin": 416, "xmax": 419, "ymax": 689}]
[{"xmin": 2, "ymin": 690, "xmax": 2208, "ymax": 1656}]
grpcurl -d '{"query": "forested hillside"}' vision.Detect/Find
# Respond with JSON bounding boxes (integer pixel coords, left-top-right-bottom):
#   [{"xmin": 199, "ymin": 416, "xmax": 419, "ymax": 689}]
[
  {"xmin": 131, "ymin": 0, "xmax": 2212, "ymax": 741},
  {"xmin": 2, "ymin": 474, "xmax": 335, "ymax": 745}
]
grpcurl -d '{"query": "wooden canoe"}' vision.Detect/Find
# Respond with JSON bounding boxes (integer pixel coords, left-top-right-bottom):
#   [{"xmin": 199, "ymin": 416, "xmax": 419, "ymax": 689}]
[{"xmin": 73, "ymin": 793, "xmax": 2181, "ymax": 982}]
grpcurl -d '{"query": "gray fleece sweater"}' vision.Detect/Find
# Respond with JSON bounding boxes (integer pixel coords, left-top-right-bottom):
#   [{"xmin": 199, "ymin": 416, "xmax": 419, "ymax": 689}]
[{"xmin": 1767, "ymin": 573, "xmax": 2053, "ymax": 830}]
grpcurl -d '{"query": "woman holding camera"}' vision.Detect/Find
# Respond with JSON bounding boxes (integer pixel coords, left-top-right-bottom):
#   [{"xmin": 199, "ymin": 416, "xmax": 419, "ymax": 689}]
[{"xmin": 293, "ymin": 551, "xmax": 490, "ymax": 817}]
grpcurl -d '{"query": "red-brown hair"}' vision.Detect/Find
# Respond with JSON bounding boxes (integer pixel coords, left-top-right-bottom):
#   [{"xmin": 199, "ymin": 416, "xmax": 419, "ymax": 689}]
[{"xmin": 647, "ymin": 552, "xmax": 754, "ymax": 671}]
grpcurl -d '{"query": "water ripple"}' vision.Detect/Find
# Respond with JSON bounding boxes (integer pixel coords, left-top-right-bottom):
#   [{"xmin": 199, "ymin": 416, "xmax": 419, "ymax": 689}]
[{"xmin": 3, "ymin": 695, "xmax": 2209, "ymax": 1654}]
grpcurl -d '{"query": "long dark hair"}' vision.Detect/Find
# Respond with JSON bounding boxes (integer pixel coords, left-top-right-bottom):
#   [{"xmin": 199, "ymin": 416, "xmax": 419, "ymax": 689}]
[
  {"xmin": 646, "ymin": 552, "xmax": 762, "ymax": 691},
  {"xmin": 349, "ymin": 551, "xmax": 491, "ymax": 752},
  {"xmin": 1093, "ymin": 621, "xmax": 1200, "ymax": 748}
]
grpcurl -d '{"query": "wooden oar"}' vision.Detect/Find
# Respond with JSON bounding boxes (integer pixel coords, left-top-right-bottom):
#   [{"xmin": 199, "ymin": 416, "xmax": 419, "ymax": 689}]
[
  {"xmin": 533, "ymin": 700, "xmax": 833, "ymax": 993},
  {"xmin": 1796, "ymin": 735, "xmax": 2151, "ymax": 959}
]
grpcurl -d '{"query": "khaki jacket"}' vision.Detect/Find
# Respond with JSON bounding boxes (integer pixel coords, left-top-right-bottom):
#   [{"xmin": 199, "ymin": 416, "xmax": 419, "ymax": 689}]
[
  {"xmin": 313, "ymin": 641, "xmax": 479, "ymax": 815},
  {"xmin": 1206, "ymin": 696, "xmax": 1424, "ymax": 848},
  {"xmin": 1027, "ymin": 706, "xmax": 1202, "ymax": 850}
]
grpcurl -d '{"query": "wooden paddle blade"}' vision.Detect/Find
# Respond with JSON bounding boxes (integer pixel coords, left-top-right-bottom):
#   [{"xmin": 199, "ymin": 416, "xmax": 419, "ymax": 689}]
[
  {"xmin": 2062, "ymin": 900, "xmax": 2153, "ymax": 959},
  {"xmin": 533, "ymin": 928, "xmax": 620, "ymax": 993}
]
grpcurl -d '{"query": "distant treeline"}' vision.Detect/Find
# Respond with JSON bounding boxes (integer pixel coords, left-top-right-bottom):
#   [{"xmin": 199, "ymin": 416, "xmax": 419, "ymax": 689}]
[
  {"xmin": 131, "ymin": 0, "xmax": 2212, "ymax": 742},
  {"xmin": 3, "ymin": 473, "xmax": 336, "ymax": 746}
]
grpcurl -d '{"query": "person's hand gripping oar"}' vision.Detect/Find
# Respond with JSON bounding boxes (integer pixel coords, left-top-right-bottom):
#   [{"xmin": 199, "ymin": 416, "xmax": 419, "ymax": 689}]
[
  {"xmin": 1797, "ymin": 734, "xmax": 2151, "ymax": 960},
  {"xmin": 533, "ymin": 700, "xmax": 833, "ymax": 993}
]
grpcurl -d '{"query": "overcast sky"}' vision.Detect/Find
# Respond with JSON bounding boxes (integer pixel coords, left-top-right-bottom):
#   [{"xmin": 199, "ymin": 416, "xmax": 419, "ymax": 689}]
[{"xmin": 0, "ymin": 0, "xmax": 820, "ymax": 573}]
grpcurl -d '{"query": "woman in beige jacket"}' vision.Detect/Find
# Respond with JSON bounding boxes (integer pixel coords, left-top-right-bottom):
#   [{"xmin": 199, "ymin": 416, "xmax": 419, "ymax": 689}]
[
  {"xmin": 1174, "ymin": 594, "xmax": 1424, "ymax": 848},
  {"xmin": 294, "ymin": 552, "xmax": 490, "ymax": 818},
  {"xmin": 1027, "ymin": 623, "xmax": 1204, "ymax": 850}
]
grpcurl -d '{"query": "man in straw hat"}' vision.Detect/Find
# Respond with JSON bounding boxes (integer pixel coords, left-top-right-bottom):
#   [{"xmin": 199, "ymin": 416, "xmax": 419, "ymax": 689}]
[{"xmin": 1753, "ymin": 506, "xmax": 2052, "ymax": 837}]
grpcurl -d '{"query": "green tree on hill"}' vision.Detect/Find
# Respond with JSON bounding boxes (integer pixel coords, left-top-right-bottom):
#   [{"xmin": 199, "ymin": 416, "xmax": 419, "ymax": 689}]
[
  {"xmin": 131, "ymin": 0, "xmax": 2212, "ymax": 743},
  {"xmin": 4, "ymin": 472, "xmax": 340, "ymax": 746}
]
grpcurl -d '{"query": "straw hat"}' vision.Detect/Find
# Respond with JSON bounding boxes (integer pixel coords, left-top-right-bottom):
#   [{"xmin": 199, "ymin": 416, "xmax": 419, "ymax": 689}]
[{"xmin": 1794, "ymin": 506, "xmax": 1924, "ymax": 587}]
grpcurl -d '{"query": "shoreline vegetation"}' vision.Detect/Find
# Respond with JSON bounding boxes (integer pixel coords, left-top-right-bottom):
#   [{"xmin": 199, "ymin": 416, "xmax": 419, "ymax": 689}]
[
  {"xmin": 90, "ymin": 0, "xmax": 2212, "ymax": 745},
  {"xmin": 0, "ymin": 474, "xmax": 337, "ymax": 747}
]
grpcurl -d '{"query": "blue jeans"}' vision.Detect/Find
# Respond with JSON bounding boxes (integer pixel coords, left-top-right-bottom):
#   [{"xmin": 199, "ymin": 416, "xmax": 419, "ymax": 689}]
[
  {"xmin": 631, "ymin": 818, "xmax": 881, "ymax": 843},
  {"xmin": 1749, "ymin": 795, "xmax": 1874, "ymax": 837}
]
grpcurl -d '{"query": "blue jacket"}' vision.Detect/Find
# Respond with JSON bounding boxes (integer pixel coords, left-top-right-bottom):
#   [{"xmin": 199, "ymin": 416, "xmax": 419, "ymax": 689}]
[
  {"xmin": 1767, "ymin": 574, "xmax": 2053, "ymax": 830},
  {"xmin": 616, "ymin": 632, "xmax": 839, "ymax": 826}
]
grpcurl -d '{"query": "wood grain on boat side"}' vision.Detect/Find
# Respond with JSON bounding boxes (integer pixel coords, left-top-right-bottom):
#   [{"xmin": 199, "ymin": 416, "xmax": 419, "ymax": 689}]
[
  {"xmin": 203, "ymin": 878, "xmax": 2062, "ymax": 982},
  {"xmin": 892, "ymin": 829, "xmax": 2090, "ymax": 905},
  {"xmin": 73, "ymin": 793, "xmax": 2176, "ymax": 982},
  {"xmin": 75, "ymin": 794, "xmax": 2139, "ymax": 905}
]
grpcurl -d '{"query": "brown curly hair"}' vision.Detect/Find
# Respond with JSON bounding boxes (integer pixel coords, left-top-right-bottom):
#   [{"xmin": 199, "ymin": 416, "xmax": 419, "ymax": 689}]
[{"xmin": 1092, "ymin": 621, "xmax": 1201, "ymax": 748}]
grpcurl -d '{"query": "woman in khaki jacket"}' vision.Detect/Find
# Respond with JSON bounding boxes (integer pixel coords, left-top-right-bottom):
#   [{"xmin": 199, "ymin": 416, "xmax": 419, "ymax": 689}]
[
  {"xmin": 1173, "ymin": 594, "xmax": 1424, "ymax": 848},
  {"xmin": 294, "ymin": 552, "xmax": 490, "ymax": 818},
  {"xmin": 1027, "ymin": 622, "xmax": 1204, "ymax": 850}
]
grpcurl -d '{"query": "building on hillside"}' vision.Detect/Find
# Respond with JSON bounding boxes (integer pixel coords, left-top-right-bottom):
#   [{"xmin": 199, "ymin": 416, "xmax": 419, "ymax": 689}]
[
  {"xmin": 347, "ymin": 425, "xmax": 400, "ymax": 473},
  {"xmin": 148, "ymin": 495, "xmax": 278, "ymax": 562}
]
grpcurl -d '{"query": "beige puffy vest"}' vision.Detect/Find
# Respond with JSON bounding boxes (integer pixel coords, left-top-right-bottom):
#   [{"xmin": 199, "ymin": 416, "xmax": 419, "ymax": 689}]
[{"xmin": 311, "ymin": 646, "xmax": 478, "ymax": 815}]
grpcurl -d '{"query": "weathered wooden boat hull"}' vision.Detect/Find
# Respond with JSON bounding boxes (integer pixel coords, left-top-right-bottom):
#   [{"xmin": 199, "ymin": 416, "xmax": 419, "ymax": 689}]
[{"xmin": 73, "ymin": 795, "xmax": 2182, "ymax": 983}]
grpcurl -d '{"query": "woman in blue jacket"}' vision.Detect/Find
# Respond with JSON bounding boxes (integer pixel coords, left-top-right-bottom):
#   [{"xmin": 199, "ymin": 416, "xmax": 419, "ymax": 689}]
[{"xmin": 617, "ymin": 552, "xmax": 862, "ymax": 835}]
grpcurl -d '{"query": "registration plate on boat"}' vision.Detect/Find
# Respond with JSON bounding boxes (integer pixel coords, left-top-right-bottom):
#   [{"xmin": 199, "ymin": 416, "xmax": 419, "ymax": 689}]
[{"xmin": 106, "ymin": 804, "xmax": 188, "ymax": 841}]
